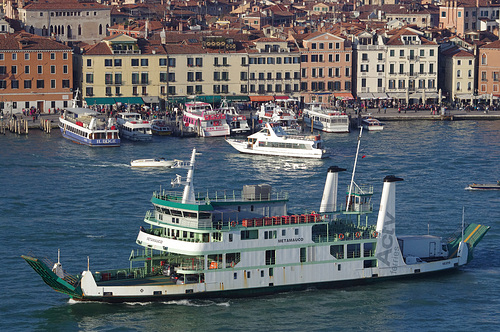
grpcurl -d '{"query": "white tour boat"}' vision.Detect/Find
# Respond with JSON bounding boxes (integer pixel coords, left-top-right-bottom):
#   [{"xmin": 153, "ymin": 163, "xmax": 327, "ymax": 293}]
[
  {"xmin": 302, "ymin": 102, "xmax": 350, "ymax": 133},
  {"xmin": 183, "ymin": 101, "xmax": 230, "ymax": 137},
  {"xmin": 59, "ymin": 93, "xmax": 120, "ymax": 147},
  {"xmin": 151, "ymin": 119, "xmax": 173, "ymax": 136},
  {"xmin": 116, "ymin": 112, "xmax": 153, "ymax": 141},
  {"xmin": 22, "ymin": 147, "xmax": 489, "ymax": 303},
  {"xmin": 216, "ymin": 99, "xmax": 250, "ymax": 135},
  {"xmin": 256, "ymin": 101, "xmax": 299, "ymax": 132},
  {"xmin": 131, "ymin": 158, "xmax": 176, "ymax": 168},
  {"xmin": 361, "ymin": 116, "xmax": 384, "ymax": 131},
  {"xmin": 225, "ymin": 122, "xmax": 327, "ymax": 159}
]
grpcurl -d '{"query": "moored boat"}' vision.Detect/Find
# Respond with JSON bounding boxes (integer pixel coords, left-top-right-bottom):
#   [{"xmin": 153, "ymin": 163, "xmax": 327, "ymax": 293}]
[
  {"xmin": 116, "ymin": 112, "xmax": 153, "ymax": 141},
  {"xmin": 465, "ymin": 181, "xmax": 500, "ymax": 190},
  {"xmin": 216, "ymin": 99, "xmax": 250, "ymax": 135},
  {"xmin": 226, "ymin": 122, "xmax": 327, "ymax": 159},
  {"xmin": 60, "ymin": 92, "xmax": 120, "ymax": 147},
  {"xmin": 22, "ymin": 148, "xmax": 490, "ymax": 303},
  {"xmin": 302, "ymin": 102, "xmax": 350, "ymax": 133},
  {"xmin": 256, "ymin": 101, "xmax": 299, "ymax": 133},
  {"xmin": 183, "ymin": 101, "xmax": 230, "ymax": 137},
  {"xmin": 151, "ymin": 119, "xmax": 173, "ymax": 136}
]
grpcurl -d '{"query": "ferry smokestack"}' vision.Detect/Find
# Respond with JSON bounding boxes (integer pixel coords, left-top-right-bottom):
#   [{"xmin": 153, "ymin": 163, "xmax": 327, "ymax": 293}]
[
  {"xmin": 376, "ymin": 175, "xmax": 403, "ymax": 234},
  {"xmin": 319, "ymin": 166, "xmax": 346, "ymax": 213}
]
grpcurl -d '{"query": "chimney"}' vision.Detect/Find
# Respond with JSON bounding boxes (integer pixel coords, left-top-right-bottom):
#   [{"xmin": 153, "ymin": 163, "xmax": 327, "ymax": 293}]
[{"xmin": 319, "ymin": 166, "xmax": 346, "ymax": 213}]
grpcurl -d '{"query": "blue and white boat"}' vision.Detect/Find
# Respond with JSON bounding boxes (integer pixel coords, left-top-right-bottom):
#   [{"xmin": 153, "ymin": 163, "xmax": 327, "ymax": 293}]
[{"xmin": 59, "ymin": 104, "xmax": 120, "ymax": 147}]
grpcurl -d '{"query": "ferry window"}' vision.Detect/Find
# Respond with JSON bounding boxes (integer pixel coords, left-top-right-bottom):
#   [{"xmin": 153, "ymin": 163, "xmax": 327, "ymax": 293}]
[
  {"xmin": 338, "ymin": 264, "xmax": 341, "ymax": 271},
  {"xmin": 234, "ymin": 273, "xmax": 237, "ymax": 280},
  {"xmin": 183, "ymin": 231, "xmax": 187, "ymax": 238},
  {"xmin": 282, "ymin": 229, "xmax": 286, "ymax": 236},
  {"xmin": 330, "ymin": 245, "xmax": 344, "ymax": 259},
  {"xmin": 171, "ymin": 210, "xmax": 182, "ymax": 217},
  {"xmin": 229, "ymin": 234, "xmax": 233, "ymax": 242},
  {"xmin": 251, "ymin": 205, "xmax": 254, "ymax": 211},
  {"xmin": 241, "ymin": 230, "xmax": 258, "ymax": 240},
  {"xmin": 183, "ymin": 211, "xmax": 197, "ymax": 219},
  {"xmin": 347, "ymin": 244, "xmax": 361, "ymax": 258},
  {"xmin": 269, "ymin": 268, "xmax": 273, "ymax": 276},
  {"xmin": 247, "ymin": 271, "xmax": 251, "ymax": 278},
  {"xmin": 237, "ymin": 206, "xmax": 241, "ymax": 212},
  {"xmin": 265, "ymin": 250, "xmax": 276, "ymax": 265},
  {"xmin": 261, "ymin": 270, "xmax": 264, "ymax": 277},
  {"xmin": 363, "ymin": 242, "xmax": 375, "ymax": 257},
  {"xmin": 295, "ymin": 229, "xmax": 299, "ymax": 235},
  {"xmin": 226, "ymin": 252, "xmax": 240, "ymax": 268},
  {"xmin": 300, "ymin": 247, "xmax": 306, "ymax": 263}
]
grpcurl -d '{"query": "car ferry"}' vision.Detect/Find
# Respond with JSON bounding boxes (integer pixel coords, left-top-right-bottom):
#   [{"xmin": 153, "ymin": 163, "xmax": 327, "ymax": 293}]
[
  {"xmin": 302, "ymin": 102, "xmax": 350, "ymax": 133},
  {"xmin": 183, "ymin": 101, "xmax": 230, "ymax": 137},
  {"xmin": 116, "ymin": 112, "xmax": 153, "ymax": 141},
  {"xmin": 22, "ymin": 148, "xmax": 489, "ymax": 303},
  {"xmin": 226, "ymin": 123, "xmax": 327, "ymax": 159}
]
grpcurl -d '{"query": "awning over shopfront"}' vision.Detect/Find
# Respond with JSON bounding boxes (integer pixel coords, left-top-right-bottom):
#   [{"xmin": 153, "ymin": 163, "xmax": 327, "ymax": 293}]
[
  {"xmin": 249, "ymin": 96, "xmax": 274, "ymax": 102},
  {"xmin": 142, "ymin": 96, "xmax": 160, "ymax": 104},
  {"xmin": 455, "ymin": 93, "xmax": 474, "ymax": 100},
  {"xmin": 85, "ymin": 97, "xmax": 116, "ymax": 105},
  {"xmin": 387, "ymin": 92, "xmax": 407, "ymax": 99},
  {"xmin": 334, "ymin": 92, "xmax": 354, "ymax": 100},
  {"xmin": 357, "ymin": 92, "xmax": 373, "ymax": 100},
  {"xmin": 114, "ymin": 97, "xmax": 144, "ymax": 104},
  {"xmin": 225, "ymin": 95, "xmax": 250, "ymax": 102},
  {"xmin": 372, "ymin": 92, "xmax": 389, "ymax": 99}
]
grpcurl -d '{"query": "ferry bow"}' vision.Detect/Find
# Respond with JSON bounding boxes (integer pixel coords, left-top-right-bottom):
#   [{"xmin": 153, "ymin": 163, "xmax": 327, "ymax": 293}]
[{"xmin": 23, "ymin": 149, "xmax": 490, "ymax": 302}]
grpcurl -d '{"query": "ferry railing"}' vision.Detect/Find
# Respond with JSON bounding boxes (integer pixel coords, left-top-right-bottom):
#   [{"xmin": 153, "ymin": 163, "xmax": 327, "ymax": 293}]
[{"xmin": 153, "ymin": 189, "xmax": 289, "ymax": 204}]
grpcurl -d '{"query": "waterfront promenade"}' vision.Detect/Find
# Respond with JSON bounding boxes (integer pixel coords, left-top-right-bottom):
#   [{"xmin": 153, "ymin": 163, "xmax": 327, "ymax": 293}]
[{"xmin": 2, "ymin": 106, "xmax": 500, "ymax": 134}]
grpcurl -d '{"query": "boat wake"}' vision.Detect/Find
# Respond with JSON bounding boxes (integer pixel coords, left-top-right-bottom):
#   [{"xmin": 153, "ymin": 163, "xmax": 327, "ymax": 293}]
[{"xmin": 162, "ymin": 299, "xmax": 230, "ymax": 307}]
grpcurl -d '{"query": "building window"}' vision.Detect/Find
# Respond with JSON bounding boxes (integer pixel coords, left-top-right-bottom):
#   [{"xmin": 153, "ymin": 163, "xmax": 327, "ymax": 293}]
[
  {"xmin": 11, "ymin": 80, "xmax": 19, "ymax": 89},
  {"xmin": 37, "ymin": 66, "xmax": 42, "ymax": 74},
  {"xmin": 86, "ymin": 73, "xmax": 93, "ymax": 83},
  {"xmin": 50, "ymin": 65, "xmax": 56, "ymax": 74},
  {"xmin": 50, "ymin": 53, "xmax": 55, "ymax": 60},
  {"xmin": 63, "ymin": 52, "xmax": 68, "ymax": 60},
  {"xmin": 51, "ymin": 79, "xmax": 56, "ymax": 89},
  {"xmin": 37, "ymin": 53, "xmax": 42, "ymax": 60},
  {"xmin": 114, "ymin": 59, "xmax": 122, "ymax": 67},
  {"xmin": 24, "ymin": 80, "xmax": 31, "ymax": 89},
  {"xmin": 131, "ymin": 58, "xmax": 139, "ymax": 66},
  {"xmin": 12, "ymin": 53, "xmax": 17, "ymax": 60},
  {"xmin": 141, "ymin": 58, "xmax": 148, "ymax": 66},
  {"xmin": 24, "ymin": 53, "xmax": 29, "ymax": 60},
  {"xmin": 36, "ymin": 79, "xmax": 44, "ymax": 88}
]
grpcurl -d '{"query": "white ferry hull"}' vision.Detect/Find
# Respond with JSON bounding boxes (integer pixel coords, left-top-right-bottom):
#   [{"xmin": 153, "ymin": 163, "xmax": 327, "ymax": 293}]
[
  {"xmin": 59, "ymin": 127, "xmax": 121, "ymax": 147},
  {"xmin": 119, "ymin": 129, "xmax": 153, "ymax": 142},
  {"xmin": 226, "ymin": 139, "xmax": 325, "ymax": 159},
  {"xmin": 305, "ymin": 122, "xmax": 350, "ymax": 133}
]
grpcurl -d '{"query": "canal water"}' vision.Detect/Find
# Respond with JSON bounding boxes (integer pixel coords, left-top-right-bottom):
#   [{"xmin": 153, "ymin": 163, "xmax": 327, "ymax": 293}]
[{"xmin": 1, "ymin": 120, "xmax": 499, "ymax": 331}]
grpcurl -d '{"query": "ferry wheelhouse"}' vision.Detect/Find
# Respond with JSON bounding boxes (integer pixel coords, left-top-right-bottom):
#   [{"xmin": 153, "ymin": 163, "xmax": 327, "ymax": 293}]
[
  {"xmin": 59, "ymin": 107, "xmax": 120, "ymax": 147},
  {"xmin": 225, "ymin": 123, "xmax": 327, "ymax": 159},
  {"xmin": 302, "ymin": 102, "xmax": 350, "ymax": 133},
  {"xmin": 116, "ymin": 112, "xmax": 153, "ymax": 141},
  {"xmin": 183, "ymin": 102, "xmax": 230, "ymax": 137},
  {"xmin": 22, "ymin": 148, "xmax": 490, "ymax": 303}
]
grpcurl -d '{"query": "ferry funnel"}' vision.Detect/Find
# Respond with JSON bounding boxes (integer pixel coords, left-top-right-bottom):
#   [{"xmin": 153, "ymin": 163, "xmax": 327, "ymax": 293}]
[
  {"xmin": 375, "ymin": 175, "xmax": 405, "ymax": 269},
  {"xmin": 319, "ymin": 166, "xmax": 346, "ymax": 213}
]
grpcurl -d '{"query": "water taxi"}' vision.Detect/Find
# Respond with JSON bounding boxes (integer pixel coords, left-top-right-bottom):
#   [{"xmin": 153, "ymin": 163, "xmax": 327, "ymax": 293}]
[
  {"xmin": 116, "ymin": 112, "xmax": 153, "ymax": 141},
  {"xmin": 151, "ymin": 119, "xmax": 173, "ymax": 136},
  {"xmin": 225, "ymin": 123, "xmax": 327, "ymax": 159},
  {"xmin": 465, "ymin": 181, "xmax": 500, "ymax": 190},
  {"xmin": 183, "ymin": 101, "xmax": 230, "ymax": 137},
  {"xmin": 361, "ymin": 116, "xmax": 384, "ymax": 131},
  {"xmin": 302, "ymin": 102, "xmax": 350, "ymax": 133},
  {"xmin": 131, "ymin": 158, "xmax": 176, "ymax": 168},
  {"xmin": 22, "ymin": 147, "xmax": 489, "ymax": 302}
]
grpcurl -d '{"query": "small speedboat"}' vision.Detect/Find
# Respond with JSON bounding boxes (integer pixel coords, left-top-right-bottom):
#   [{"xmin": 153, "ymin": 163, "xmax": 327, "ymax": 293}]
[
  {"xmin": 361, "ymin": 116, "xmax": 384, "ymax": 131},
  {"xmin": 131, "ymin": 158, "xmax": 175, "ymax": 168},
  {"xmin": 465, "ymin": 181, "xmax": 500, "ymax": 190}
]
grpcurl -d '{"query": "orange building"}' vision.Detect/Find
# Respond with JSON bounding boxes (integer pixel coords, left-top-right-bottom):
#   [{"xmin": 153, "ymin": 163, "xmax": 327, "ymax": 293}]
[
  {"xmin": 0, "ymin": 32, "xmax": 73, "ymax": 113},
  {"xmin": 297, "ymin": 31, "xmax": 353, "ymax": 104},
  {"xmin": 478, "ymin": 40, "xmax": 500, "ymax": 98}
]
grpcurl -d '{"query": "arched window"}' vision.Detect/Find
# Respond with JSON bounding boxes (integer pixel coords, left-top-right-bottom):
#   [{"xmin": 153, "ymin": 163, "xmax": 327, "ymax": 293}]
[
  {"xmin": 106, "ymin": 24, "xmax": 109, "ymax": 36},
  {"xmin": 67, "ymin": 25, "xmax": 72, "ymax": 38},
  {"xmin": 482, "ymin": 53, "xmax": 487, "ymax": 65},
  {"xmin": 42, "ymin": 25, "xmax": 47, "ymax": 36},
  {"xmin": 99, "ymin": 24, "xmax": 103, "ymax": 35},
  {"xmin": 50, "ymin": 25, "xmax": 53, "ymax": 35},
  {"xmin": 78, "ymin": 24, "xmax": 81, "ymax": 35}
]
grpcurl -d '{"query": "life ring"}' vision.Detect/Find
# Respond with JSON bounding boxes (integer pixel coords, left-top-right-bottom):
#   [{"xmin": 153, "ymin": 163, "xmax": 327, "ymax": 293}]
[
  {"xmin": 355, "ymin": 232, "xmax": 361, "ymax": 238},
  {"xmin": 372, "ymin": 231, "xmax": 378, "ymax": 238},
  {"xmin": 230, "ymin": 261, "xmax": 235, "ymax": 268},
  {"xmin": 338, "ymin": 233, "xmax": 344, "ymax": 240},
  {"xmin": 231, "ymin": 221, "xmax": 237, "ymax": 227}
]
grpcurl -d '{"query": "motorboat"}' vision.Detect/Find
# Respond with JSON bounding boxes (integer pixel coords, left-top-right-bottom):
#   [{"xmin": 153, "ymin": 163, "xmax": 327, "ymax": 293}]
[
  {"xmin": 116, "ymin": 112, "xmax": 153, "ymax": 141},
  {"xmin": 182, "ymin": 101, "xmax": 230, "ymax": 137},
  {"xmin": 226, "ymin": 122, "xmax": 327, "ymax": 159},
  {"xmin": 361, "ymin": 116, "xmax": 384, "ymax": 131},
  {"xmin": 130, "ymin": 158, "xmax": 176, "ymax": 168},
  {"xmin": 466, "ymin": 181, "xmax": 500, "ymax": 190},
  {"xmin": 151, "ymin": 119, "xmax": 173, "ymax": 136},
  {"xmin": 255, "ymin": 101, "xmax": 299, "ymax": 132},
  {"xmin": 302, "ymin": 102, "xmax": 350, "ymax": 133}
]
